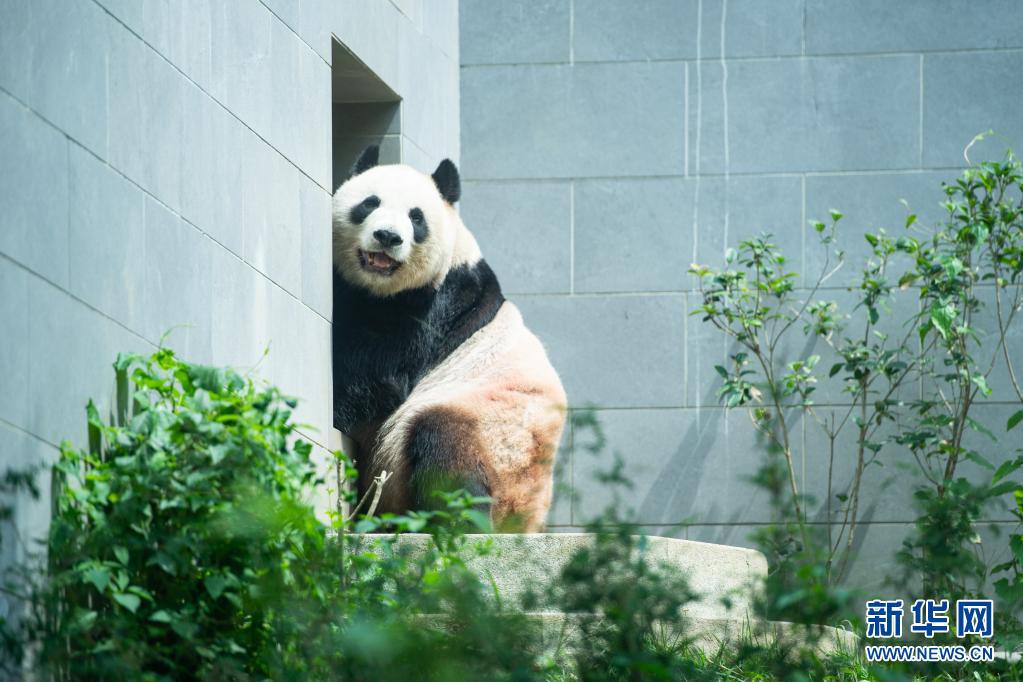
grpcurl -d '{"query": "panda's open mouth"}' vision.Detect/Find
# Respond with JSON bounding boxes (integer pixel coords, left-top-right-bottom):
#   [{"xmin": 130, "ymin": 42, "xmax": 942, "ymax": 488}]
[{"xmin": 358, "ymin": 249, "xmax": 402, "ymax": 275}]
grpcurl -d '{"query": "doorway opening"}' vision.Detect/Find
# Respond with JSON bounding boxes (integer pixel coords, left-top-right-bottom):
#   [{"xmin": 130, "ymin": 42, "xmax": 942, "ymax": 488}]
[
  {"xmin": 330, "ymin": 39, "xmax": 401, "ymax": 483},
  {"xmin": 331, "ymin": 41, "xmax": 401, "ymax": 191}
]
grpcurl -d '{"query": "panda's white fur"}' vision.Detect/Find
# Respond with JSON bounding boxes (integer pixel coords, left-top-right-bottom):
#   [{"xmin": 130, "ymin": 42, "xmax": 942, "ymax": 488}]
[{"xmin": 331, "ymin": 147, "xmax": 566, "ymax": 531}]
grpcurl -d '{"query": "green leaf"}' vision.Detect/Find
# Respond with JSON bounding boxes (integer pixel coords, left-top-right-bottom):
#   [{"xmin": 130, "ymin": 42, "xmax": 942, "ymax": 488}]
[
  {"xmin": 404, "ymin": 517, "xmax": 428, "ymax": 532},
  {"xmin": 966, "ymin": 416, "xmax": 996, "ymax": 441},
  {"xmin": 82, "ymin": 565, "xmax": 110, "ymax": 593},
  {"xmin": 113, "ymin": 545, "xmax": 129, "ymax": 566},
  {"xmin": 992, "ymin": 561, "xmax": 1015, "ymax": 574},
  {"xmin": 463, "ymin": 509, "xmax": 493, "ymax": 532},
  {"xmin": 150, "ymin": 610, "xmax": 173, "ymax": 623},
  {"xmin": 72, "ymin": 608, "xmax": 98, "ymax": 632},
  {"xmin": 1006, "ymin": 535, "xmax": 1023, "ymax": 565},
  {"xmin": 208, "ymin": 443, "xmax": 230, "ymax": 465},
  {"xmin": 115, "ymin": 362, "xmax": 130, "ymax": 428},
  {"xmin": 929, "ymin": 300, "xmax": 955, "ymax": 340},
  {"xmin": 171, "ymin": 619, "xmax": 198, "ymax": 639},
  {"xmin": 969, "ymin": 374, "xmax": 991, "ymax": 397},
  {"xmin": 112, "ymin": 592, "xmax": 141, "ymax": 613},
  {"xmin": 714, "ymin": 365, "xmax": 729, "ymax": 379},
  {"xmin": 1008, "ymin": 409, "xmax": 1023, "ymax": 431},
  {"xmin": 353, "ymin": 518, "xmax": 378, "ymax": 533},
  {"xmin": 204, "ymin": 575, "xmax": 228, "ymax": 600},
  {"xmin": 147, "ymin": 552, "xmax": 177, "ymax": 576},
  {"xmin": 964, "ymin": 451, "xmax": 995, "ymax": 471},
  {"xmin": 829, "ymin": 209, "xmax": 843, "ymax": 222},
  {"xmin": 993, "ymin": 458, "xmax": 1023, "ymax": 485},
  {"xmin": 829, "ymin": 362, "xmax": 844, "ymax": 378},
  {"xmin": 86, "ymin": 400, "xmax": 102, "ymax": 457}
]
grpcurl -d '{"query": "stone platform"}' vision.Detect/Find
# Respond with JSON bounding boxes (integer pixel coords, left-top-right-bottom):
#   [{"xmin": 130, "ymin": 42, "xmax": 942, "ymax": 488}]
[{"xmin": 356, "ymin": 532, "xmax": 858, "ymax": 654}]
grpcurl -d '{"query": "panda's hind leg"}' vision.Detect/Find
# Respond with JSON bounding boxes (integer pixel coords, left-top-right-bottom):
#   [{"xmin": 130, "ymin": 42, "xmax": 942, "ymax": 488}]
[{"xmin": 407, "ymin": 406, "xmax": 492, "ymax": 514}]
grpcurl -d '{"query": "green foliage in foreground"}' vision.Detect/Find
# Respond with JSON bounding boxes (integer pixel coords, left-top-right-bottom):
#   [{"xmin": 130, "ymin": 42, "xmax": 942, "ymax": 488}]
[
  {"xmin": 1, "ymin": 348, "xmax": 1019, "ymax": 681},
  {"xmin": 1, "ymin": 349, "xmax": 539, "ymax": 680}
]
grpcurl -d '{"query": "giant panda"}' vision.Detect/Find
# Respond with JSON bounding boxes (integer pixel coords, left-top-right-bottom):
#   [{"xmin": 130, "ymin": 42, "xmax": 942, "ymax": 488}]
[{"xmin": 331, "ymin": 145, "xmax": 566, "ymax": 532}]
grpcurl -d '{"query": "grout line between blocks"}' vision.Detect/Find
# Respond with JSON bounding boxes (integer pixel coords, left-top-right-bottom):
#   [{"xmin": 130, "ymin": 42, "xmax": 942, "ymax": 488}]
[
  {"xmin": 800, "ymin": 0, "xmax": 806, "ymax": 57},
  {"xmin": 464, "ymin": 165, "xmax": 972, "ymax": 184},
  {"xmin": 460, "ymin": 45, "xmax": 1023, "ymax": 69},
  {"xmin": 683, "ymin": 62, "xmax": 689, "ymax": 178},
  {"xmin": 569, "ymin": 412, "xmax": 575, "ymax": 525},
  {"xmin": 682, "ymin": 295, "xmax": 689, "ymax": 407},
  {"xmin": 918, "ymin": 54, "xmax": 924, "ymax": 168},
  {"xmin": 800, "ymin": 174, "xmax": 806, "ymax": 283},
  {"xmin": 569, "ymin": 181, "xmax": 575, "ymax": 294},
  {"xmin": 256, "ymin": 0, "xmax": 331, "ymax": 68},
  {"xmin": 568, "ymin": 0, "xmax": 575, "ymax": 65}
]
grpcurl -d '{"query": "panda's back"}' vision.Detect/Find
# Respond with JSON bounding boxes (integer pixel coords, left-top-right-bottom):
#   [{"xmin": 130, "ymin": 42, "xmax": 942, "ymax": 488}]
[{"xmin": 369, "ymin": 301, "xmax": 567, "ymax": 521}]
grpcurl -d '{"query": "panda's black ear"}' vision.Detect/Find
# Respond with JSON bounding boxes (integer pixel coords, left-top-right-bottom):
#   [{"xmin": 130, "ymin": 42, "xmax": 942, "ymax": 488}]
[
  {"xmin": 350, "ymin": 145, "xmax": 379, "ymax": 177},
  {"xmin": 431, "ymin": 158, "xmax": 461, "ymax": 204}
]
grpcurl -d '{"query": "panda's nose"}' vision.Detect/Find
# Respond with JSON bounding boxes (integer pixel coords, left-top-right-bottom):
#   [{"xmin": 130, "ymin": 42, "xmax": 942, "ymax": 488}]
[{"xmin": 373, "ymin": 229, "xmax": 403, "ymax": 248}]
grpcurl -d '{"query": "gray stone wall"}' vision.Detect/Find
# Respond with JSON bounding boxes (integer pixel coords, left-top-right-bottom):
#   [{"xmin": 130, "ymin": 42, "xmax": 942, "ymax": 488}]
[
  {"xmin": 459, "ymin": 0, "xmax": 1023, "ymax": 591},
  {"xmin": 0, "ymin": 0, "xmax": 459, "ymax": 566}
]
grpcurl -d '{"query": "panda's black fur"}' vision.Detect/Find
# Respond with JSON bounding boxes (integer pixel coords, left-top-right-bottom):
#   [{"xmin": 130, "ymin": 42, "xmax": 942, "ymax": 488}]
[{"xmin": 331, "ymin": 259, "xmax": 504, "ymax": 435}]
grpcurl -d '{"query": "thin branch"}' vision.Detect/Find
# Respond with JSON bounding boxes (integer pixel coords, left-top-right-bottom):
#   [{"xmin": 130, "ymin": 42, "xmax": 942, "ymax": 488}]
[
  {"xmin": 772, "ymin": 235, "xmax": 842, "ymax": 351},
  {"xmin": 345, "ymin": 470, "xmax": 393, "ymax": 522},
  {"xmin": 364, "ymin": 471, "xmax": 392, "ymax": 519}
]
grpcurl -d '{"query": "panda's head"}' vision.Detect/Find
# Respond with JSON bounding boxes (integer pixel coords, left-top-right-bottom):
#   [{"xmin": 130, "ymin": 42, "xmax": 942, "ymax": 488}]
[{"xmin": 332, "ymin": 146, "xmax": 473, "ymax": 298}]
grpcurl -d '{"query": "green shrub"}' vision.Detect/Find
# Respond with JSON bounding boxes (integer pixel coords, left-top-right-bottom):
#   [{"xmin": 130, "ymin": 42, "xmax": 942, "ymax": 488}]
[
  {"xmin": 690, "ymin": 149, "xmax": 1023, "ymax": 661},
  {"xmin": 1, "ymin": 349, "xmax": 537, "ymax": 680},
  {"xmin": 2, "ymin": 348, "xmax": 883, "ymax": 681},
  {"xmin": 28, "ymin": 349, "xmax": 337, "ymax": 678}
]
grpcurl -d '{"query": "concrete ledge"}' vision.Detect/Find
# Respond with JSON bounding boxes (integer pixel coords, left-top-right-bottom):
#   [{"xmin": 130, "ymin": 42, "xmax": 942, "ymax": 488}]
[
  {"xmin": 357, "ymin": 532, "xmax": 768, "ymax": 620},
  {"xmin": 362, "ymin": 532, "xmax": 858, "ymax": 656}
]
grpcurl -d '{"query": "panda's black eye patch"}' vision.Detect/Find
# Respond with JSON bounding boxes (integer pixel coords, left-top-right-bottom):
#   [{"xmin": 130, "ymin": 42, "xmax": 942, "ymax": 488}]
[
  {"xmin": 409, "ymin": 207, "xmax": 429, "ymax": 243},
  {"xmin": 349, "ymin": 195, "xmax": 380, "ymax": 225}
]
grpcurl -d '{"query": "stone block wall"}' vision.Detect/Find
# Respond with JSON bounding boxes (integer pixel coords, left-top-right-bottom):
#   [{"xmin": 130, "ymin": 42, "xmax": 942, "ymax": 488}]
[
  {"xmin": 459, "ymin": 0, "xmax": 1023, "ymax": 591},
  {"xmin": 0, "ymin": 0, "xmax": 459, "ymax": 565}
]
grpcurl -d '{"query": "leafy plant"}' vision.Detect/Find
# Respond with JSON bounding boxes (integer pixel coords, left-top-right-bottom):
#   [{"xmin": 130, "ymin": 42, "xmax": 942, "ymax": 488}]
[
  {"xmin": 895, "ymin": 149, "xmax": 1023, "ymax": 649},
  {"xmin": 0, "ymin": 349, "xmax": 535, "ymax": 680},
  {"xmin": 691, "ymin": 149, "xmax": 1023, "ymax": 654},
  {"xmin": 2, "ymin": 348, "xmax": 902, "ymax": 681}
]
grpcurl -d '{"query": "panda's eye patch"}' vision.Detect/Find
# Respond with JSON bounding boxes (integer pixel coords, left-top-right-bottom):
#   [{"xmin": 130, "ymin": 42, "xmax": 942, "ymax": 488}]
[
  {"xmin": 349, "ymin": 195, "xmax": 380, "ymax": 225},
  {"xmin": 409, "ymin": 207, "xmax": 429, "ymax": 243}
]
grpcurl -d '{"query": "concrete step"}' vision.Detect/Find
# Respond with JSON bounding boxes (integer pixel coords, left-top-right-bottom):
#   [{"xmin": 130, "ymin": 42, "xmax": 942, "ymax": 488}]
[
  {"xmin": 357, "ymin": 532, "xmax": 768, "ymax": 620},
  {"xmin": 358, "ymin": 532, "xmax": 858, "ymax": 655}
]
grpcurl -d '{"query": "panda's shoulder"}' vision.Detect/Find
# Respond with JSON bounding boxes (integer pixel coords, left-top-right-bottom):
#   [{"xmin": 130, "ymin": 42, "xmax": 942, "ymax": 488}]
[{"xmin": 432, "ymin": 258, "xmax": 505, "ymax": 352}]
